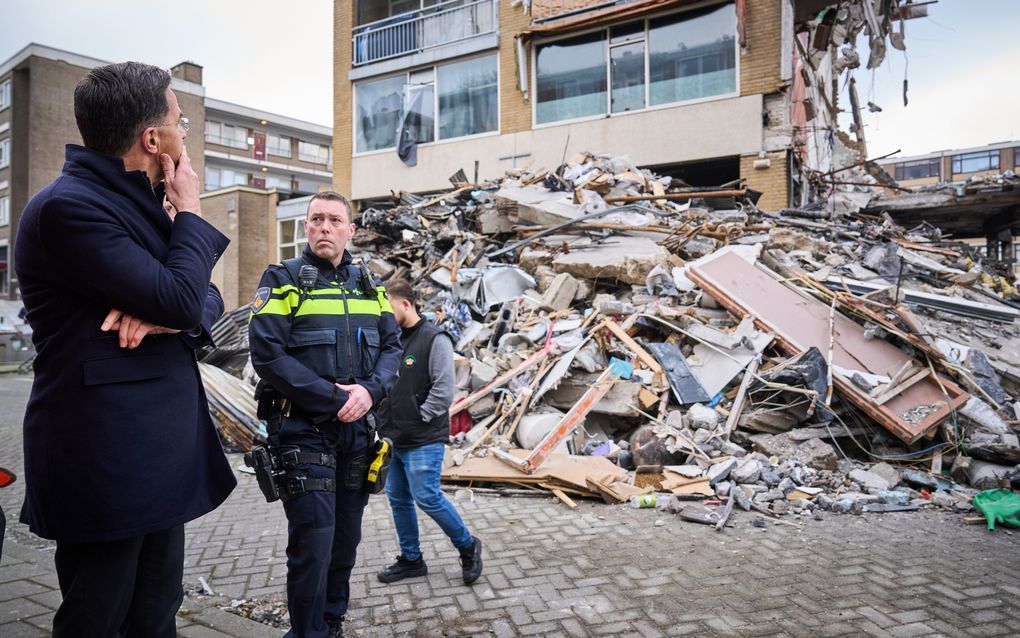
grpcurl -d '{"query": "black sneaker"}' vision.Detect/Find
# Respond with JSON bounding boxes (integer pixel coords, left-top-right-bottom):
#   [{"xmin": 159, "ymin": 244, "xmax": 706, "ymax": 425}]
[
  {"xmin": 377, "ymin": 554, "xmax": 428, "ymax": 583},
  {"xmin": 326, "ymin": 615, "xmax": 344, "ymax": 638},
  {"xmin": 459, "ymin": 536, "xmax": 483, "ymax": 585}
]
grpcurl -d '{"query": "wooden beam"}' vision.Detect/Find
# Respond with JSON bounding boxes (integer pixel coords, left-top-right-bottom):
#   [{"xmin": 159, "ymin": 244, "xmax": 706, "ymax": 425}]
[
  {"xmin": 599, "ymin": 319, "xmax": 662, "ymax": 375},
  {"xmin": 450, "ymin": 347, "xmax": 552, "ymax": 417}
]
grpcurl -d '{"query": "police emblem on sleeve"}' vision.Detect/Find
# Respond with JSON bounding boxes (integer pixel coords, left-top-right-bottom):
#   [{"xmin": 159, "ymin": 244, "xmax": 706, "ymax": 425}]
[{"xmin": 251, "ymin": 287, "xmax": 271, "ymax": 313}]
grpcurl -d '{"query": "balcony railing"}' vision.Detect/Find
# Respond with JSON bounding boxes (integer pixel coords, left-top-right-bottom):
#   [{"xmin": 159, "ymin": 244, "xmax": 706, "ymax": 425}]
[{"xmin": 352, "ymin": 0, "xmax": 496, "ymax": 67}]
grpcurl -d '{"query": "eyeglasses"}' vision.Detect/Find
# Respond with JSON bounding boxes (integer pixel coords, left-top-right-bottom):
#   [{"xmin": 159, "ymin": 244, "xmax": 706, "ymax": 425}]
[{"xmin": 156, "ymin": 116, "xmax": 190, "ymax": 132}]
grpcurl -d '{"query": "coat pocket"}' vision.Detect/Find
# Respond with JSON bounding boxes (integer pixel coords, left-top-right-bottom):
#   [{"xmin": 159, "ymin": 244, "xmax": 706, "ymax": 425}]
[
  {"xmin": 286, "ymin": 329, "xmax": 338, "ymax": 379},
  {"xmin": 82, "ymin": 354, "xmax": 167, "ymax": 386}
]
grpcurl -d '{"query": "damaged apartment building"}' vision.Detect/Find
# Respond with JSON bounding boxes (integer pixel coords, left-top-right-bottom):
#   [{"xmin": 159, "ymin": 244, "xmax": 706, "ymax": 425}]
[{"xmin": 333, "ymin": 0, "xmax": 927, "ymax": 213}]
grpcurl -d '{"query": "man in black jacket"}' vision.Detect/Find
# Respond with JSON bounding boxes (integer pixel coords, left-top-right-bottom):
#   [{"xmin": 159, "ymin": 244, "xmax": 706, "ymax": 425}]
[
  {"xmin": 376, "ymin": 279, "xmax": 482, "ymax": 586},
  {"xmin": 15, "ymin": 62, "xmax": 235, "ymax": 637}
]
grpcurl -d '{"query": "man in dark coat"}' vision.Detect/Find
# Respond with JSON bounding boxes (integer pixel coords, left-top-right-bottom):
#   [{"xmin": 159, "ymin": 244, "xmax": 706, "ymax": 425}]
[{"xmin": 14, "ymin": 61, "xmax": 236, "ymax": 637}]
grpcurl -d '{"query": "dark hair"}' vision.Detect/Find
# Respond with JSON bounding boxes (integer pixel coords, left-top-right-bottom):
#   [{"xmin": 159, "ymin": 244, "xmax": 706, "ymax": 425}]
[
  {"xmin": 308, "ymin": 190, "xmax": 353, "ymax": 223},
  {"xmin": 384, "ymin": 278, "xmax": 417, "ymax": 306},
  {"xmin": 74, "ymin": 62, "xmax": 173, "ymax": 157}
]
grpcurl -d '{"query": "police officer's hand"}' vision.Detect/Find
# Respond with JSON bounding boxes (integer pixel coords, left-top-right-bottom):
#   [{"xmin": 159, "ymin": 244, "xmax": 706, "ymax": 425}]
[
  {"xmin": 160, "ymin": 146, "xmax": 202, "ymax": 216},
  {"xmin": 336, "ymin": 383, "xmax": 373, "ymax": 423},
  {"xmin": 102, "ymin": 308, "xmax": 181, "ymax": 349}
]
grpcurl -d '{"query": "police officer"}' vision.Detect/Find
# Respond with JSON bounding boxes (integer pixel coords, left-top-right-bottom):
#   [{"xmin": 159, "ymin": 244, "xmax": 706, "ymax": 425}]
[{"xmin": 248, "ymin": 191, "xmax": 401, "ymax": 638}]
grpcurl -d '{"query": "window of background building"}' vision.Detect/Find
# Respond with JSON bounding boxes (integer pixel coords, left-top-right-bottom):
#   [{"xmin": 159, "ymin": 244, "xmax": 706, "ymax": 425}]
[
  {"xmin": 952, "ymin": 150, "xmax": 999, "ymax": 174},
  {"xmin": 0, "ymin": 138, "xmax": 9, "ymax": 168},
  {"xmin": 894, "ymin": 158, "xmax": 940, "ymax": 181},
  {"xmin": 535, "ymin": 3, "xmax": 736, "ymax": 126},
  {"xmin": 0, "ymin": 196, "xmax": 8, "ymax": 226},
  {"xmin": 0, "ymin": 80, "xmax": 10, "ymax": 111},
  {"xmin": 298, "ymin": 141, "xmax": 331, "ymax": 164},
  {"xmin": 355, "ymin": 53, "xmax": 497, "ymax": 153},
  {"xmin": 0, "ymin": 244, "xmax": 8, "ymax": 295},
  {"xmin": 1014, "ymin": 147, "xmax": 1020, "ymax": 167},
  {"xmin": 267, "ymin": 134, "xmax": 291, "ymax": 158},
  {"xmin": 204, "ymin": 167, "xmax": 248, "ymax": 190},
  {"xmin": 205, "ymin": 121, "xmax": 249, "ymax": 149},
  {"xmin": 437, "ymin": 55, "xmax": 498, "ymax": 139},
  {"xmin": 278, "ymin": 218, "xmax": 307, "ymax": 260},
  {"xmin": 264, "ymin": 175, "xmax": 291, "ymax": 190}
]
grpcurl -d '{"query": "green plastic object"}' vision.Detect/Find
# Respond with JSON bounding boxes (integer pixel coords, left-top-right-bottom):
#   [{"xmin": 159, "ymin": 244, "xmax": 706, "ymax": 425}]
[{"xmin": 972, "ymin": 489, "xmax": 1020, "ymax": 530}]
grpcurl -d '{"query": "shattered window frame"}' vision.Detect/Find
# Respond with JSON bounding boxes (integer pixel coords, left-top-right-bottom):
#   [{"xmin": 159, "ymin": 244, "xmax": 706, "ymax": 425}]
[
  {"xmin": 354, "ymin": 52, "xmax": 500, "ymax": 155},
  {"xmin": 951, "ymin": 150, "xmax": 999, "ymax": 175},
  {"xmin": 532, "ymin": 1, "xmax": 739, "ymax": 128}
]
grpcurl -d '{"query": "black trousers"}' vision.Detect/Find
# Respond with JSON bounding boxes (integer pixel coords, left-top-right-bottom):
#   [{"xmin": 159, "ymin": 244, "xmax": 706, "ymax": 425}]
[
  {"xmin": 279, "ymin": 414, "xmax": 370, "ymax": 638},
  {"xmin": 52, "ymin": 525, "xmax": 185, "ymax": 638}
]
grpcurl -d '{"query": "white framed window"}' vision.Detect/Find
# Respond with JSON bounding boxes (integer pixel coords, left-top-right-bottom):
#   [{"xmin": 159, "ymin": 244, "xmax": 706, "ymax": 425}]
[
  {"xmin": 267, "ymin": 133, "xmax": 291, "ymax": 158},
  {"xmin": 205, "ymin": 121, "xmax": 249, "ymax": 149},
  {"xmin": 204, "ymin": 167, "xmax": 247, "ymax": 190},
  {"xmin": 534, "ymin": 2, "xmax": 737, "ymax": 126},
  {"xmin": 354, "ymin": 53, "xmax": 498, "ymax": 153},
  {"xmin": 0, "ymin": 196, "xmax": 9, "ymax": 226},
  {"xmin": 278, "ymin": 218, "xmax": 307, "ymax": 261},
  {"xmin": 0, "ymin": 138, "xmax": 9, "ymax": 168},
  {"xmin": 298, "ymin": 141, "xmax": 331, "ymax": 164},
  {"xmin": 0, "ymin": 79, "xmax": 10, "ymax": 111},
  {"xmin": 205, "ymin": 166, "xmax": 221, "ymax": 190}
]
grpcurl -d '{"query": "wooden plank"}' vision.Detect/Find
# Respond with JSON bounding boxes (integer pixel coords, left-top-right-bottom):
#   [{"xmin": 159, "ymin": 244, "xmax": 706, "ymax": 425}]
[
  {"xmin": 871, "ymin": 368, "xmax": 930, "ymax": 406},
  {"xmin": 688, "ymin": 251, "xmax": 970, "ymax": 444},
  {"xmin": 450, "ymin": 348, "xmax": 551, "ymax": 417},
  {"xmin": 550, "ymin": 487, "xmax": 579, "ymax": 510},
  {"xmin": 599, "ymin": 319, "xmax": 663, "ymax": 375},
  {"xmin": 501, "ymin": 359, "xmax": 634, "ymax": 475}
]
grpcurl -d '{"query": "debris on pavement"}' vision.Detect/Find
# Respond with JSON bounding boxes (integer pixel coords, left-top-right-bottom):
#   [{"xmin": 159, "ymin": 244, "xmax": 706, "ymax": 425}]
[{"xmin": 198, "ymin": 150, "xmax": 1020, "ymax": 530}]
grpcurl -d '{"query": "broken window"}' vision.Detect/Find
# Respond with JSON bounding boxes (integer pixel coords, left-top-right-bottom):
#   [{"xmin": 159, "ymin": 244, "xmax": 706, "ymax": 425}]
[
  {"xmin": 403, "ymin": 68, "xmax": 436, "ymax": 146},
  {"xmin": 535, "ymin": 31, "xmax": 607, "ymax": 125},
  {"xmin": 438, "ymin": 55, "xmax": 498, "ymax": 139},
  {"xmin": 951, "ymin": 150, "xmax": 999, "ymax": 175},
  {"xmin": 356, "ymin": 75, "xmax": 404, "ymax": 153},
  {"xmin": 356, "ymin": 53, "xmax": 498, "ymax": 153},
  {"xmin": 648, "ymin": 3, "xmax": 736, "ymax": 106}
]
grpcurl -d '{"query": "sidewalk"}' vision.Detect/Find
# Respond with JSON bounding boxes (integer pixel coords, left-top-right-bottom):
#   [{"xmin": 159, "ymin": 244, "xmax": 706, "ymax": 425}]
[{"xmin": 4, "ymin": 375, "xmax": 1020, "ymax": 637}]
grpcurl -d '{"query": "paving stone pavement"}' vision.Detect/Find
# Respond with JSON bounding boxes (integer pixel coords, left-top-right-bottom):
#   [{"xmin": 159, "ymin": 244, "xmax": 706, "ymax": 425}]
[{"xmin": 2, "ymin": 374, "xmax": 1020, "ymax": 637}]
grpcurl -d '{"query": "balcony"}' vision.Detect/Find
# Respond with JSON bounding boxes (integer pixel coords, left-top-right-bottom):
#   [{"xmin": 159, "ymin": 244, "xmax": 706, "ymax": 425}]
[{"xmin": 352, "ymin": 0, "xmax": 496, "ymax": 67}]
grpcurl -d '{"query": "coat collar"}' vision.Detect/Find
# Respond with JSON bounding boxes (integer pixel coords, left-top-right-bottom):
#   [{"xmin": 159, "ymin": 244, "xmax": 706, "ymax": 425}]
[
  {"xmin": 301, "ymin": 244, "xmax": 353, "ymax": 272},
  {"xmin": 62, "ymin": 144, "xmax": 170, "ymax": 236}
]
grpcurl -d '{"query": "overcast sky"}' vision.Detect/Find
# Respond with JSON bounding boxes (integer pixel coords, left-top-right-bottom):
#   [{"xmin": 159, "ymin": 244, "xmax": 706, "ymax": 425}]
[{"xmin": 2, "ymin": 0, "xmax": 1017, "ymax": 160}]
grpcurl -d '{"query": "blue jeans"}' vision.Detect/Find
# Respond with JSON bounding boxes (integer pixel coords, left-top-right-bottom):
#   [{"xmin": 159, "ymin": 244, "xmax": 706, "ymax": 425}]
[{"xmin": 385, "ymin": 441, "xmax": 472, "ymax": 560}]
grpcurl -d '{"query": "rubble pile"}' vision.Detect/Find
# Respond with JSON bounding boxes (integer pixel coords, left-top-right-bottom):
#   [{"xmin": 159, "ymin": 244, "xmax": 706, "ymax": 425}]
[
  {"xmin": 194, "ymin": 151, "xmax": 1020, "ymax": 527},
  {"xmin": 350, "ymin": 152, "xmax": 1020, "ymax": 524}
]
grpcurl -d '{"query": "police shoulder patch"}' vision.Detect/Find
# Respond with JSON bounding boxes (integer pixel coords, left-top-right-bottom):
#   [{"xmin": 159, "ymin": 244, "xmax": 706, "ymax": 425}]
[{"xmin": 251, "ymin": 287, "xmax": 271, "ymax": 313}]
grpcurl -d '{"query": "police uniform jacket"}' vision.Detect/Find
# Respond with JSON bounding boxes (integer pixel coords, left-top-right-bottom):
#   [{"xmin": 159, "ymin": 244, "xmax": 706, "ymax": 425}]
[
  {"xmin": 248, "ymin": 245, "xmax": 402, "ymax": 420},
  {"xmin": 15, "ymin": 144, "xmax": 237, "ymax": 543}
]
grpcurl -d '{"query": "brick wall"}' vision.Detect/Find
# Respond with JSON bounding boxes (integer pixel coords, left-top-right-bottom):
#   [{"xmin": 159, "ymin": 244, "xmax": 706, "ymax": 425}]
[
  {"xmin": 201, "ymin": 187, "xmax": 277, "ymax": 310},
  {"xmin": 740, "ymin": 0, "xmax": 785, "ymax": 97},
  {"xmin": 530, "ymin": 0, "xmax": 611, "ymax": 21},
  {"xmin": 500, "ymin": 2, "xmax": 533, "ymax": 135},
  {"xmin": 333, "ymin": 1, "xmax": 355, "ymax": 197},
  {"xmin": 741, "ymin": 150, "xmax": 788, "ymax": 212}
]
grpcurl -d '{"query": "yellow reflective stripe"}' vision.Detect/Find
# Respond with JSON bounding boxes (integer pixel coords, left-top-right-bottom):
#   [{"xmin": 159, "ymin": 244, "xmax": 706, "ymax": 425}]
[
  {"xmin": 253, "ymin": 298, "xmax": 294, "ymax": 316},
  {"xmin": 347, "ymin": 298, "xmax": 382, "ymax": 316},
  {"xmin": 376, "ymin": 286, "xmax": 393, "ymax": 314},
  {"xmin": 293, "ymin": 298, "xmax": 383, "ymax": 318},
  {"xmin": 294, "ymin": 298, "xmax": 346, "ymax": 317},
  {"xmin": 271, "ymin": 284, "xmax": 299, "ymax": 296}
]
